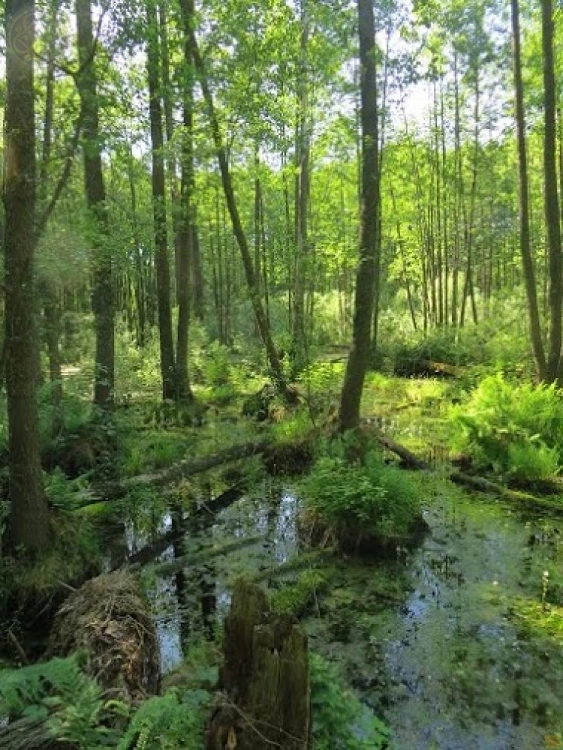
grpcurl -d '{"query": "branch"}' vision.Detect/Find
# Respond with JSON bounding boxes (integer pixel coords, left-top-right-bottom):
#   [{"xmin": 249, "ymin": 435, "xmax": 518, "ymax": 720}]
[{"xmin": 35, "ymin": 112, "xmax": 84, "ymax": 243}]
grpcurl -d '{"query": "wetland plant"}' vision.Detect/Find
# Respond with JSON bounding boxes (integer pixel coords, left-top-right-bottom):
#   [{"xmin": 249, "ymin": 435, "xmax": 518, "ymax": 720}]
[{"xmin": 299, "ymin": 446, "xmax": 424, "ymax": 556}]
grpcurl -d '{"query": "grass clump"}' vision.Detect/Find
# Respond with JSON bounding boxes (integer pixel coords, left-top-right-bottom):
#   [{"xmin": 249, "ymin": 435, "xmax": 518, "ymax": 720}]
[
  {"xmin": 450, "ymin": 374, "xmax": 563, "ymax": 480},
  {"xmin": 300, "ymin": 444, "xmax": 423, "ymax": 555}
]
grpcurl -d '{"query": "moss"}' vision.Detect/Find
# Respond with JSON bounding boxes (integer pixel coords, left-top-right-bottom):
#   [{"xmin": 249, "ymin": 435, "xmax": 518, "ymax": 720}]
[{"xmin": 270, "ymin": 569, "xmax": 328, "ymax": 617}]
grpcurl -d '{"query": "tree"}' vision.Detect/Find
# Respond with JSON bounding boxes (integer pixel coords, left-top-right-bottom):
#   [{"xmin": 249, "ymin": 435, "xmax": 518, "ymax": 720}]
[
  {"xmin": 510, "ymin": 0, "xmax": 546, "ymax": 380},
  {"xmin": 540, "ymin": 0, "xmax": 563, "ymax": 384},
  {"xmin": 3, "ymin": 0, "xmax": 51, "ymax": 553},
  {"xmin": 338, "ymin": 0, "xmax": 380, "ymax": 432},
  {"xmin": 76, "ymin": 0, "xmax": 115, "ymax": 410},
  {"xmin": 176, "ymin": 0, "xmax": 196, "ymax": 402},
  {"xmin": 146, "ymin": 0, "xmax": 176, "ymax": 400},
  {"xmin": 189, "ymin": 25, "xmax": 289, "ymax": 396}
]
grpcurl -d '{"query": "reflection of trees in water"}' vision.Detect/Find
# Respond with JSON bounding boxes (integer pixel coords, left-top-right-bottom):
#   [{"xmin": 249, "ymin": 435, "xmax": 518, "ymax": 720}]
[{"xmin": 171, "ymin": 491, "xmax": 217, "ymax": 653}]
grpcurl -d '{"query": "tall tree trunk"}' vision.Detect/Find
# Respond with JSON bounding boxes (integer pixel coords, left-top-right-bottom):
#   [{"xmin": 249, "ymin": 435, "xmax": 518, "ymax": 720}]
[
  {"xmin": 338, "ymin": 0, "xmax": 379, "ymax": 431},
  {"xmin": 189, "ymin": 30, "xmax": 288, "ymax": 395},
  {"xmin": 292, "ymin": 0, "xmax": 310, "ymax": 375},
  {"xmin": 76, "ymin": 0, "xmax": 115, "ymax": 410},
  {"xmin": 191, "ymin": 224, "xmax": 205, "ymax": 319},
  {"xmin": 147, "ymin": 0, "xmax": 175, "ymax": 400},
  {"xmin": 176, "ymin": 0, "xmax": 195, "ymax": 401},
  {"xmin": 541, "ymin": 0, "xmax": 563, "ymax": 383},
  {"xmin": 39, "ymin": 3, "xmax": 64, "ymax": 432},
  {"xmin": 511, "ymin": 0, "xmax": 546, "ymax": 378},
  {"xmin": 3, "ymin": 0, "xmax": 51, "ymax": 553},
  {"xmin": 127, "ymin": 147, "xmax": 147, "ymax": 347}
]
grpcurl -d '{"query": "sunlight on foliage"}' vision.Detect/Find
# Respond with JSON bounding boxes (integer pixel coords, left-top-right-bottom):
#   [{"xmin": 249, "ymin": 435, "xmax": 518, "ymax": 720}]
[
  {"xmin": 450, "ymin": 374, "xmax": 563, "ymax": 479},
  {"xmin": 300, "ymin": 444, "xmax": 421, "ymax": 543}
]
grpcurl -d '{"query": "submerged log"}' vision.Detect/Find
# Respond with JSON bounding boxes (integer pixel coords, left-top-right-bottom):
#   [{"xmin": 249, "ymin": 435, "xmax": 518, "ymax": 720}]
[{"xmin": 208, "ymin": 579, "xmax": 310, "ymax": 750}]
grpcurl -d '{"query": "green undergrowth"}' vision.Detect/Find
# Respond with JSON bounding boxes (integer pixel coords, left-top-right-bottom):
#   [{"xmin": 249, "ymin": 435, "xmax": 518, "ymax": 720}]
[
  {"xmin": 270, "ymin": 568, "xmax": 329, "ymax": 617},
  {"xmin": 300, "ymin": 439, "xmax": 423, "ymax": 552},
  {"xmin": 0, "ymin": 648, "xmax": 388, "ymax": 750},
  {"xmin": 310, "ymin": 653, "xmax": 390, "ymax": 750},
  {"xmin": 0, "ymin": 653, "xmax": 210, "ymax": 750},
  {"xmin": 0, "ymin": 510, "xmax": 101, "ymax": 620},
  {"xmin": 450, "ymin": 374, "xmax": 563, "ymax": 480}
]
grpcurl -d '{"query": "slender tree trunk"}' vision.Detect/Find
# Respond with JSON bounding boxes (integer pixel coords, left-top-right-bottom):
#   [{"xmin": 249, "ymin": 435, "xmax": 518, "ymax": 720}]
[
  {"xmin": 190, "ymin": 30, "xmax": 288, "ymax": 395},
  {"xmin": 191, "ymin": 223, "xmax": 205, "ymax": 320},
  {"xmin": 511, "ymin": 0, "xmax": 546, "ymax": 378},
  {"xmin": 158, "ymin": 1, "xmax": 180, "ymax": 306},
  {"xmin": 292, "ymin": 0, "xmax": 310, "ymax": 374},
  {"xmin": 176, "ymin": 0, "xmax": 196, "ymax": 402},
  {"xmin": 39, "ymin": 4, "xmax": 64, "ymax": 431},
  {"xmin": 3, "ymin": 0, "xmax": 51, "ymax": 553},
  {"xmin": 338, "ymin": 0, "xmax": 379, "ymax": 431},
  {"xmin": 76, "ymin": 0, "xmax": 115, "ymax": 410},
  {"xmin": 147, "ymin": 0, "xmax": 175, "ymax": 399},
  {"xmin": 541, "ymin": 0, "xmax": 563, "ymax": 383},
  {"xmin": 127, "ymin": 148, "xmax": 147, "ymax": 347}
]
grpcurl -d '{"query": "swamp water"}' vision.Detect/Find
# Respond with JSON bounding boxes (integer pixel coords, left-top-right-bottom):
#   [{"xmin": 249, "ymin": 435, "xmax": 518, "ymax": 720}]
[{"xmin": 131, "ymin": 483, "xmax": 563, "ymax": 750}]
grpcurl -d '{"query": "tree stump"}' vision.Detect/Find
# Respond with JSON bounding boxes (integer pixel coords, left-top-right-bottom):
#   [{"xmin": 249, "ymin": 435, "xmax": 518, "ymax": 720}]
[{"xmin": 208, "ymin": 579, "xmax": 310, "ymax": 750}]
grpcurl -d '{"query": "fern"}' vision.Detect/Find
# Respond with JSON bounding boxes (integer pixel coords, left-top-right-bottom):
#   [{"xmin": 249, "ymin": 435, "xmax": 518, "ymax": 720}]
[
  {"xmin": 310, "ymin": 653, "xmax": 389, "ymax": 750},
  {"xmin": 0, "ymin": 655, "xmax": 125, "ymax": 749},
  {"xmin": 450, "ymin": 374, "xmax": 563, "ymax": 479},
  {"xmin": 118, "ymin": 690, "xmax": 210, "ymax": 750}
]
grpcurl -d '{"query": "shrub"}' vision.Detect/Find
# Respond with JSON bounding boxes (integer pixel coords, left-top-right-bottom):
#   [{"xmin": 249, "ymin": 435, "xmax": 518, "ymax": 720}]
[
  {"xmin": 118, "ymin": 690, "xmax": 209, "ymax": 750},
  {"xmin": 450, "ymin": 374, "xmax": 563, "ymax": 479},
  {"xmin": 0, "ymin": 654, "xmax": 125, "ymax": 749},
  {"xmin": 300, "ymin": 447, "xmax": 422, "ymax": 552}
]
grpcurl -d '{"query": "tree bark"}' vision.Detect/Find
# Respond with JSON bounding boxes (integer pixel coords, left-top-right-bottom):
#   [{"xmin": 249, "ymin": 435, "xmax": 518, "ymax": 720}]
[
  {"xmin": 511, "ymin": 0, "xmax": 546, "ymax": 379},
  {"xmin": 212, "ymin": 579, "xmax": 309, "ymax": 750},
  {"xmin": 3, "ymin": 0, "xmax": 51, "ymax": 553},
  {"xmin": 541, "ymin": 0, "xmax": 563, "ymax": 383},
  {"xmin": 76, "ymin": 0, "xmax": 115, "ymax": 410},
  {"xmin": 338, "ymin": 0, "xmax": 380, "ymax": 431},
  {"xmin": 147, "ymin": 0, "xmax": 176, "ymax": 400}
]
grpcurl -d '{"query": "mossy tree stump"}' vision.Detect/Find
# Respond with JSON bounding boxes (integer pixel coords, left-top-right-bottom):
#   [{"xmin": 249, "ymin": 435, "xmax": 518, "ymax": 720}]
[{"xmin": 209, "ymin": 579, "xmax": 310, "ymax": 750}]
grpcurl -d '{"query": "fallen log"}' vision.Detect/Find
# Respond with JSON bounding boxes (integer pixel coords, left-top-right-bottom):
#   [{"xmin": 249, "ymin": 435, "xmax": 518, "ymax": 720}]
[
  {"xmin": 362, "ymin": 422, "xmax": 430, "ymax": 470},
  {"xmin": 362, "ymin": 422, "xmax": 563, "ymax": 514},
  {"xmin": 75, "ymin": 439, "xmax": 271, "ymax": 508},
  {"xmin": 127, "ymin": 534, "xmax": 265, "ymax": 575},
  {"xmin": 450, "ymin": 471, "xmax": 563, "ymax": 513},
  {"xmin": 125, "ymin": 439, "xmax": 270, "ymax": 490}
]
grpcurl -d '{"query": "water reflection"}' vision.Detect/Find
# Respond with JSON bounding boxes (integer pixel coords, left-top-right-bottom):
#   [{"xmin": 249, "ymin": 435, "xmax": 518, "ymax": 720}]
[
  {"xmin": 135, "ymin": 479, "xmax": 563, "ymax": 749},
  {"xmin": 144, "ymin": 484, "xmax": 301, "ymax": 670}
]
